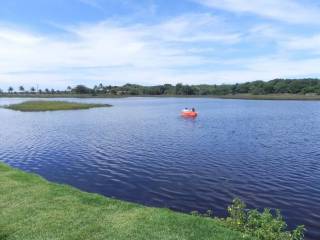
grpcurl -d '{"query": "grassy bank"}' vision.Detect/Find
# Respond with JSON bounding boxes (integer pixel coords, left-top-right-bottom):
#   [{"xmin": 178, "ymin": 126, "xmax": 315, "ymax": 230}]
[
  {"xmin": 216, "ymin": 94, "xmax": 320, "ymax": 101},
  {"xmin": 4, "ymin": 101, "xmax": 112, "ymax": 112},
  {"xmin": 2, "ymin": 93, "xmax": 320, "ymax": 100},
  {"xmin": 0, "ymin": 163, "xmax": 246, "ymax": 240}
]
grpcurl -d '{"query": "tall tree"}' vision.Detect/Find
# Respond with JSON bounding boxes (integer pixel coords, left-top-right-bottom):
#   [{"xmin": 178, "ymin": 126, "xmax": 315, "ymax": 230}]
[{"xmin": 8, "ymin": 86, "xmax": 13, "ymax": 94}]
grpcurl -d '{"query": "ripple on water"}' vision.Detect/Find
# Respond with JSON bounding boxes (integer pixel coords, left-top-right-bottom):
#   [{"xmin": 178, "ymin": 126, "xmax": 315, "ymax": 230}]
[{"xmin": 1, "ymin": 98, "xmax": 320, "ymax": 239}]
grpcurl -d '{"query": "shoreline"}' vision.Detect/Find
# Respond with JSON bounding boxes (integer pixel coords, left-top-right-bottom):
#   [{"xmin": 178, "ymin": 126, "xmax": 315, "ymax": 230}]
[
  {"xmin": 0, "ymin": 161, "xmax": 305, "ymax": 239},
  {"xmin": 1, "ymin": 93, "xmax": 320, "ymax": 101},
  {"xmin": 0, "ymin": 163, "xmax": 245, "ymax": 240}
]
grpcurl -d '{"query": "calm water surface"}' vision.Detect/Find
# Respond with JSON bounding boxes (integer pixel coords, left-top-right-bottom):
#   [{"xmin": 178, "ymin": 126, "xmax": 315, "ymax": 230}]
[{"xmin": 0, "ymin": 97, "xmax": 319, "ymax": 239}]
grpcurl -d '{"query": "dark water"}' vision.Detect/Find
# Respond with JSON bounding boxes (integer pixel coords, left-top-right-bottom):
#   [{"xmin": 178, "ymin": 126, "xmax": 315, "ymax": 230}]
[{"xmin": 0, "ymin": 97, "xmax": 319, "ymax": 239}]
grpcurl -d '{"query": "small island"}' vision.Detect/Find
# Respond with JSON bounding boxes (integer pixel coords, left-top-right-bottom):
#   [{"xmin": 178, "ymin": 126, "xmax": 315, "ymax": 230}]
[{"xmin": 4, "ymin": 100, "xmax": 112, "ymax": 112}]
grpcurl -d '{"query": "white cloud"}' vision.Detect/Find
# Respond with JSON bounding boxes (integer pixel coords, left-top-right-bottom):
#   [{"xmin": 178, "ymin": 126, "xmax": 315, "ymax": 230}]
[
  {"xmin": 285, "ymin": 34, "xmax": 320, "ymax": 53},
  {"xmin": 196, "ymin": 0, "xmax": 320, "ymax": 24},
  {"xmin": 155, "ymin": 13, "xmax": 241, "ymax": 43},
  {"xmin": 0, "ymin": 14, "xmax": 243, "ymax": 88},
  {"xmin": 79, "ymin": 0, "xmax": 104, "ymax": 11},
  {"xmin": 0, "ymin": 11, "xmax": 320, "ymax": 90},
  {"xmin": 245, "ymin": 24, "xmax": 320, "ymax": 54}
]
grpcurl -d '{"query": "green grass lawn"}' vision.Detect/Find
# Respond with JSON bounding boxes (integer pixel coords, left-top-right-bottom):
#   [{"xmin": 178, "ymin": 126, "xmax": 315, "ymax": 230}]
[
  {"xmin": 0, "ymin": 163, "xmax": 247, "ymax": 240},
  {"xmin": 4, "ymin": 101, "xmax": 112, "ymax": 112}
]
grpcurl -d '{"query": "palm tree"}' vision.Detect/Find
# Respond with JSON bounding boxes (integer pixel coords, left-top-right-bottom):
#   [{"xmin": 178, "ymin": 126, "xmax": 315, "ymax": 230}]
[
  {"xmin": 30, "ymin": 87, "xmax": 35, "ymax": 94},
  {"xmin": 98, "ymin": 83, "xmax": 104, "ymax": 92},
  {"xmin": 8, "ymin": 86, "xmax": 13, "ymax": 94},
  {"xmin": 67, "ymin": 86, "xmax": 72, "ymax": 92},
  {"xmin": 19, "ymin": 86, "xmax": 24, "ymax": 93}
]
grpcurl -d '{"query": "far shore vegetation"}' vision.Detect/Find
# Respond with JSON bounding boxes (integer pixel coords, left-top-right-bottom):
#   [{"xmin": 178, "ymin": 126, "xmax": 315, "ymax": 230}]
[
  {"xmin": 2, "ymin": 79, "xmax": 320, "ymax": 100},
  {"xmin": 4, "ymin": 101, "xmax": 112, "ymax": 112},
  {"xmin": 0, "ymin": 163, "xmax": 304, "ymax": 240}
]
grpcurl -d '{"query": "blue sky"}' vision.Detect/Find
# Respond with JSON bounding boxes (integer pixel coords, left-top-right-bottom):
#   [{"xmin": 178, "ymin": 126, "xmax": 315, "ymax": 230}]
[{"xmin": 1, "ymin": 0, "xmax": 320, "ymax": 89}]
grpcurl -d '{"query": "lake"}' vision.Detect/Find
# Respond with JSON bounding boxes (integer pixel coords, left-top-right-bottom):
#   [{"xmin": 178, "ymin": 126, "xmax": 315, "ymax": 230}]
[{"xmin": 0, "ymin": 97, "xmax": 319, "ymax": 239}]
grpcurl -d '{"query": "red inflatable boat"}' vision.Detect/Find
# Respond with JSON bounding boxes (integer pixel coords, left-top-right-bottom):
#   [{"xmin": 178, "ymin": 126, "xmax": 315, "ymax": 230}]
[{"xmin": 181, "ymin": 110, "xmax": 198, "ymax": 117}]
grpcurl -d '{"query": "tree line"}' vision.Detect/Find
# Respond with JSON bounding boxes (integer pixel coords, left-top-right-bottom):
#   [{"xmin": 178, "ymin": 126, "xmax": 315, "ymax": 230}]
[
  {"xmin": 2, "ymin": 78, "xmax": 320, "ymax": 96},
  {"xmin": 1, "ymin": 86, "xmax": 72, "ymax": 95}
]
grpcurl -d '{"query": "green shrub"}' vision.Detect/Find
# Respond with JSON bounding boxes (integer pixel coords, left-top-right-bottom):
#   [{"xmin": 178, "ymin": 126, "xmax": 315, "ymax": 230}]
[{"xmin": 224, "ymin": 198, "xmax": 305, "ymax": 240}]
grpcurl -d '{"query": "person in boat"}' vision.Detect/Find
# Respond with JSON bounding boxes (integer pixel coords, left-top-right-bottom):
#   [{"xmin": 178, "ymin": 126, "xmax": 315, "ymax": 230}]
[{"xmin": 192, "ymin": 107, "xmax": 195, "ymax": 112}]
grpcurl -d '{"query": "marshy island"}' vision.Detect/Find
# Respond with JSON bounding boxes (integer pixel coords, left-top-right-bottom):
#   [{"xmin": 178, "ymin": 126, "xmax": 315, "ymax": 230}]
[{"xmin": 4, "ymin": 101, "xmax": 112, "ymax": 112}]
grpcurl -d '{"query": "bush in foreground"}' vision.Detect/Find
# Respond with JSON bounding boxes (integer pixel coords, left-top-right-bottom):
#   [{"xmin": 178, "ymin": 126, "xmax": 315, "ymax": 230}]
[{"xmin": 223, "ymin": 198, "xmax": 305, "ymax": 240}]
